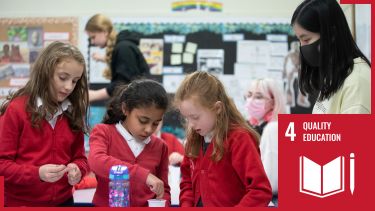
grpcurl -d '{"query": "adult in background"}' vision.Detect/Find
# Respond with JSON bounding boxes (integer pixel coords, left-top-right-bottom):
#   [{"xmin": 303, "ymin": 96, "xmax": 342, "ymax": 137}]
[
  {"xmin": 291, "ymin": 0, "xmax": 371, "ymax": 114},
  {"xmin": 244, "ymin": 78, "xmax": 287, "ymax": 206}
]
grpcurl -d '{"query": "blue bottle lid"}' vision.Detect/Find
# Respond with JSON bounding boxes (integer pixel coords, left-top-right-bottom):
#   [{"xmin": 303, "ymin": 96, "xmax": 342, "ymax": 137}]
[{"xmin": 109, "ymin": 165, "xmax": 129, "ymax": 180}]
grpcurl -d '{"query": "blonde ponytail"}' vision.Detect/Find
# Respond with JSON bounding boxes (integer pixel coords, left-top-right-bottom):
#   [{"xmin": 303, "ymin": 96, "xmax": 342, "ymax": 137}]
[
  {"xmin": 103, "ymin": 30, "xmax": 117, "ymax": 79},
  {"xmin": 85, "ymin": 14, "xmax": 117, "ymax": 80}
]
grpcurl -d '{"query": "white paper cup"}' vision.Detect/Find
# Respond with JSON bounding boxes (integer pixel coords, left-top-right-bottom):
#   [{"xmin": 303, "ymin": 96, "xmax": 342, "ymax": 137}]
[{"xmin": 147, "ymin": 199, "xmax": 166, "ymax": 207}]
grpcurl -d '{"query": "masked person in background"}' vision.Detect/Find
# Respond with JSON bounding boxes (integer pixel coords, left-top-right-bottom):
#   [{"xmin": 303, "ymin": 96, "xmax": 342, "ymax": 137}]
[
  {"xmin": 291, "ymin": 0, "xmax": 371, "ymax": 114},
  {"xmin": 244, "ymin": 78, "xmax": 287, "ymax": 207}
]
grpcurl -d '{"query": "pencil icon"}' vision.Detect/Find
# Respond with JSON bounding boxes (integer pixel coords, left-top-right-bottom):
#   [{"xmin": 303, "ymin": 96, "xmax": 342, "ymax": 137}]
[{"xmin": 350, "ymin": 153, "xmax": 355, "ymax": 195}]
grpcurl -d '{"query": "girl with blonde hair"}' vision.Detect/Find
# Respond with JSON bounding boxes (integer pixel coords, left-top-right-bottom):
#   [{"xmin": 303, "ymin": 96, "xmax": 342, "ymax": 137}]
[{"xmin": 85, "ymin": 14, "xmax": 149, "ymax": 102}]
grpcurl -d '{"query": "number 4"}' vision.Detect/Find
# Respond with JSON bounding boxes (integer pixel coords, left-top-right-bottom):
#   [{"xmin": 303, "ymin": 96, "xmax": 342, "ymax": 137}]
[{"xmin": 285, "ymin": 122, "xmax": 296, "ymax": 141}]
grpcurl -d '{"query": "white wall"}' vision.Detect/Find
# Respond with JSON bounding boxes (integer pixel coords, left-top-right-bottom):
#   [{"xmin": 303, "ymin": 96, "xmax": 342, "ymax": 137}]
[
  {"xmin": 355, "ymin": 4, "xmax": 371, "ymax": 61},
  {"xmin": 0, "ymin": 0, "xmax": 369, "ymax": 57},
  {"xmin": 0, "ymin": 0, "xmax": 302, "ymax": 18}
]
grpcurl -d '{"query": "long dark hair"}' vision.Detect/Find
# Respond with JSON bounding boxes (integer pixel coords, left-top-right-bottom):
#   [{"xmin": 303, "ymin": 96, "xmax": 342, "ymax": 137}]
[
  {"xmin": 291, "ymin": 0, "xmax": 370, "ymax": 101},
  {"xmin": 103, "ymin": 79, "xmax": 169, "ymax": 124}
]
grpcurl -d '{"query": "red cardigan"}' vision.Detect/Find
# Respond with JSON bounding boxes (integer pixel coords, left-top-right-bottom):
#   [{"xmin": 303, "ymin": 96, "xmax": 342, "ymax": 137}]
[
  {"xmin": 161, "ymin": 132, "xmax": 184, "ymax": 156},
  {"xmin": 179, "ymin": 128, "xmax": 272, "ymax": 207},
  {"xmin": 88, "ymin": 123, "xmax": 170, "ymax": 207},
  {"xmin": 0, "ymin": 96, "xmax": 88, "ymax": 206}
]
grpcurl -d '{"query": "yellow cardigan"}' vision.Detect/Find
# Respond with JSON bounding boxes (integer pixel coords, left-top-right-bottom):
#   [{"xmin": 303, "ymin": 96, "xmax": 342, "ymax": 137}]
[{"xmin": 313, "ymin": 57, "xmax": 371, "ymax": 114}]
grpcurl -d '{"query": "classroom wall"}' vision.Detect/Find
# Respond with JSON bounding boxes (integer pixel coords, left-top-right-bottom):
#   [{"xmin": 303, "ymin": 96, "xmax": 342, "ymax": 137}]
[
  {"xmin": 0, "ymin": 1, "xmax": 367, "ymax": 43},
  {"xmin": 0, "ymin": 0, "xmax": 302, "ymax": 18},
  {"xmin": 355, "ymin": 4, "xmax": 371, "ymax": 61}
]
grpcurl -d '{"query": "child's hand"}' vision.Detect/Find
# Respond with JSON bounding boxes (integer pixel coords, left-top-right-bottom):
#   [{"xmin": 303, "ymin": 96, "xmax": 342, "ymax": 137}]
[
  {"xmin": 169, "ymin": 152, "xmax": 184, "ymax": 165},
  {"xmin": 146, "ymin": 173, "xmax": 164, "ymax": 199},
  {"xmin": 66, "ymin": 163, "xmax": 82, "ymax": 186},
  {"xmin": 39, "ymin": 164, "xmax": 68, "ymax": 183}
]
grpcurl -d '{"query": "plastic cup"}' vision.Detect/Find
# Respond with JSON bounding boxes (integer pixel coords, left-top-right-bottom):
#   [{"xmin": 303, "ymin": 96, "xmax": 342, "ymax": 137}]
[{"xmin": 147, "ymin": 199, "xmax": 166, "ymax": 207}]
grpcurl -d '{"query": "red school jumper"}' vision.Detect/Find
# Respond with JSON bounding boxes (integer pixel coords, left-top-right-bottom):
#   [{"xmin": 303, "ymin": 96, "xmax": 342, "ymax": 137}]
[
  {"xmin": 161, "ymin": 132, "xmax": 184, "ymax": 156},
  {"xmin": 0, "ymin": 96, "xmax": 89, "ymax": 206},
  {"xmin": 179, "ymin": 127, "xmax": 272, "ymax": 207},
  {"xmin": 88, "ymin": 123, "xmax": 171, "ymax": 207}
]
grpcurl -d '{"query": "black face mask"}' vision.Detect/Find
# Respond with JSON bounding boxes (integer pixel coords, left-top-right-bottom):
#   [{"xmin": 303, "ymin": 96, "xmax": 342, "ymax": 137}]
[{"xmin": 300, "ymin": 39, "xmax": 320, "ymax": 67}]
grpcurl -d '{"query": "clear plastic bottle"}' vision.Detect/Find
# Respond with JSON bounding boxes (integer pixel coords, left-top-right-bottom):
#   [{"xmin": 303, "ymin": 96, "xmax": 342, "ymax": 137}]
[{"xmin": 109, "ymin": 165, "xmax": 130, "ymax": 207}]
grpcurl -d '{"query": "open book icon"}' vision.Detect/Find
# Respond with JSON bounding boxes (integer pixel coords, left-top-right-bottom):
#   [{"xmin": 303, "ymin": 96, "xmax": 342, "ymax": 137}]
[{"xmin": 299, "ymin": 156, "xmax": 345, "ymax": 198}]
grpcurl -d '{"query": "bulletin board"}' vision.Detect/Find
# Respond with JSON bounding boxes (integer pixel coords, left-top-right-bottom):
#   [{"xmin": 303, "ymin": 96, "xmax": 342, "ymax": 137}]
[
  {"xmin": 0, "ymin": 17, "xmax": 78, "ymax": 99},
  {"xmin": 113, "ymin": 21, "xmax": 293, "ymax": 75},
  {"xmin": 85, "ymin": 17, "xmax": 316, "ymax": 139},
  {"xmin": 87, "ymin": 18, "xmax": 315, "ymax": 108}
]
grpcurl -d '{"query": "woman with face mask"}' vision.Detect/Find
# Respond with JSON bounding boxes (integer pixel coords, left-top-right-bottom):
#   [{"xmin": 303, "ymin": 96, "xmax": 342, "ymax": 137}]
[
  {"xmin": 244, "ymin": 78, "xmax": 287, "ymax": 207},
  {"xmin": 245, "ymin": 78, "xmax": 287, "ymax": 135},
  {"xmin": 291, "ymin": 0, "xmax": 371, "ymax": 114}
]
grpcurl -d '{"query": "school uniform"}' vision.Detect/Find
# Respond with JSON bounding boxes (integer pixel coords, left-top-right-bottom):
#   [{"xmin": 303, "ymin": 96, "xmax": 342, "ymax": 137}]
[
  {"xmin": 179, "ymin": 127, "xmax": 272, "ymax": 207},
  {"xmin": 0, "ymin": 95, "xmax": 89, "ymax": 206},
  {"xmin": 161, "ymin": 132, "xmax": 184, "ymax": 157},
  {"xmin": 88, "ymin": 123, "xmax": 170, "ymax": 207}
]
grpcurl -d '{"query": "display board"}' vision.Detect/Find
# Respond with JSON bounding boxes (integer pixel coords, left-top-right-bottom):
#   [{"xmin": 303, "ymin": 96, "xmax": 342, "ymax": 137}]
[
  {"xmin": 86, "ymin": 18, "xmax": 315, "ymax": 105},
  {"xmin": 83, "ymin": 17, "xmax": 316, "ymax": 138},
  {"xmin": 0, "ymin": 17, "xmax": 78, "ymax": 99}
]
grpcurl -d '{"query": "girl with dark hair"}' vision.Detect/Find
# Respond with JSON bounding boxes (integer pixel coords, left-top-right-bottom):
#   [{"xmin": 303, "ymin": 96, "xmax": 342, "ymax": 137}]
[
  {"xmin": 85, "ymin": 14, "xmax": 150, "ymax": 102},
  {"xmin": 291, "ymin": 0, "xmax": 371, "ymax": 114},
  {"xmin": 0, "ymin": 41, "xmax": 89, "ymax": 206},
  {"xmin": 88, "ymin": 79, "xmax": 171, "ymax": 207}
]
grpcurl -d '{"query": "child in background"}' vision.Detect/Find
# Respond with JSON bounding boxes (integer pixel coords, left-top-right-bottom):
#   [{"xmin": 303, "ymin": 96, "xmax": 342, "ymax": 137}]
[
  {"xmin": 88, "ymin": 79, "xmax": 171, "ymax": 207},
  {"xmin": 155, "ymin": 121, "xmax": 184, "ymax": 166},
  {"xmin": 85, "ymin": 14, "xmax": 149, "ymax": 102},
  {"xmin": 245, "ymin": 78, "xmax": 287, "ymax": 206},
  {"xmin": 175, "ymin": 71, "xmax": 272, "ymax": 207},
  {"xmin": 0, "ymin": 41, "xmax": 89, "ymax": 206}
]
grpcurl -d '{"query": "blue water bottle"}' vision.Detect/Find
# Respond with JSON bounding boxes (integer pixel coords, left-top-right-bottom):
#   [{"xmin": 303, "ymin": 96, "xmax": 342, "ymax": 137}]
[{"xmin": 109, "ymin": 165, "xmax": 130, "ymax": 207}]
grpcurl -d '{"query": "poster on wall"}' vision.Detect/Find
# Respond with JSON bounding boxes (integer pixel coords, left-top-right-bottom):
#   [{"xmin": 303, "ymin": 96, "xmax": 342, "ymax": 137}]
[
  {"xmin": 0, "ymin": 42, "xmax": 30, "ymax": 99},
  {"xmin": 197, "ymin": 49, "xmax": 224, "ymax": 74},
  {"xmin": 139, "ymin": 38, "xmax": 164, "ymax": 75},
  {"xmin": 87, "ymin": 47, "xmax": 109, "ymax": 84},
  {"xmin": 27, "ymin": 27, "xmax": 43, "ymax": 49},
  {"xmin": 43, "ymin": 32, "xmax": 70, "ymax": 47},
  {"xmin": 0, "ymin": 17, "xmax": 78, "ymax": 100},
  {"xmin": 237, "ymin": 40, "xmax": 270, "ymax": 64}
]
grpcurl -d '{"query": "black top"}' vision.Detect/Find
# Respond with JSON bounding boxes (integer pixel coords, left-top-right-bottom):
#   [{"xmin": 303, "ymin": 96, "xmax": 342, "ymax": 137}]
[
  {"xmin": 107, "ymin": 30, "xmax": 150, "ymax": 96},
  {"xmin": 250, "ymin": 121, "xmax": 268, "ymax": 136},
  {"xmin": 196, "ymin": 140, "xmax": 211, "ymax": 207}
]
